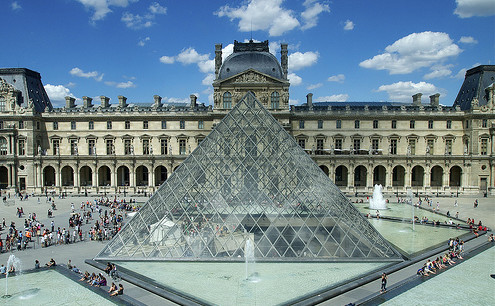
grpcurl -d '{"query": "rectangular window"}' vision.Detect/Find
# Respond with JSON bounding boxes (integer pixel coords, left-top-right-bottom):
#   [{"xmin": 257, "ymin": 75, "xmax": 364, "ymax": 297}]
[
  {"xmin": 427, "ymin": 139, "xmax": 434, "ymax": 155},
  {"xmin": 465, "ymin": 120, "xmax": 469, "ymax": 129},
  {"xmin": 124, "ymin": 139, "xmax": 132, "ymax": 155},
  {"xmin": 198, "ymin": 120, "xmax": 204, "ymax": 129},
  {"xmin": 53, "ymin": 121, "xmax": 58, "ymax": 130},
  {"xmin": 71, "ymin": 121, "xmax": 76, "ymax": 130},
  {"xmin": 143, "ymin": 121, "xmax": 148, "ymax": 129},
  {"xmin": 180, "ymin": 120, "xmax": 185, "ymax": 129},
  {"xmin": 160, "ymin": 139, "xmax": 168, "ymax": 155},
  {"xmin": 89, "ymin": 121, "xmax": 94, "ymax": 130},
  {"xmin": 446, "ymin": 120, "xmax": 452, "ymax": 129},
  {"xmin": 316, "ymin": 138, "xmax": 324, "ymax": 154},
  {"xmin": 107, "ymin": 121, "xmax": 112, "ymax": 130},
  {"xmin": 390, "ymin": 139, "xmax": 397, "ymax": 155},
  {"xmin": 106, "ymin": 139, "xmax": 113, "ymax": 155},
  {"xmin": 336, "ymin": 120, "xmax": 341, "ymax": 129},
  {"xmin": 317, "ymin": 120, "xmax": 323, "ymax": 129},
  {"xmin": 18, "ymin": 139, "xmax": 25, "ymax": 155},
  {"xmin": 391, "ymin": 120, "xmax": 397, "ymax": 129},
  {"xmin": 354, "ymin": 120, "xmax": 360, "ymax": 129},
  {"xmin": 445, "ymin": 139, "xmax": 452, "ymax": 155},
  {"xmin": 70, "ymin": 139, "xmax": 78, "ymax": 155},
  {"xmin": 0, "ymin": 121, "xmax": 3, "ymax": 129},
  {"xmin": 179, "ymin": 139, "xmax": 186, "ymax": 155},
  {"xmin": 36, "ymin": 122, "xmax": 40, "ymax": 130},
  {"xmin": 298, "ymin": 139, "xmax": 306, "ymax": 150},
  {"xmin": 353, "ymin": 139, "xmax": 361, "ymax": 151},
  {"xmin": 373, "ymin": 120, "xmax": 378, "ymax": 129},
  {"xmin": 481, "ymin": 138, "xmax": 488, "ymax": 155},
  {"xmin": 161, "ymin": 120, "xmax": 167, "ymax": 129},
  {"xmin": 408, "ymin": 139, "xmax": 416, "ymax": 155},
  {"xmin": 299, "ymin": 120, "xmax": 305, "ymax": 129},
  {"xmin": 52, "ymin": 139, "xmax": 60, "ymax": 155},
  {"xmin": 18, "ymin": 121, "xmax": 24, "ymax": 129},
  {"xmin": 88, "ymin": 139, "xmax": 95, "ymax": 155},
  {"xmin": 482, "ymin": 119, "xmax": 488, "ymax": 128},
  {"xmin": 142, "ymin": 139, "xmax": 150, "ymax": 155},
  {"xmin": 372, "ymin": 139, "xmax": 379, "ymax": 153},
  {"xmin": 410, "ymin": 120, "xmax": 415, "ymax": 129},
  {"xmin": 125, "ymin": 121, "xmax": 130, "ymax": 129},
  {"xmin": 428, "ymin": 120, "xmax": 433, "ymax": 129},
  {"xmin": 335, "ymin": 139, "xmax": 342, "ymax": 150}
]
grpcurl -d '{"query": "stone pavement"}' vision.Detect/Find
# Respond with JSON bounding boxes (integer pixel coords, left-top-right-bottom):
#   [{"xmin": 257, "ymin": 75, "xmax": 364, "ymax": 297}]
[
  {"xmin": 0, "ymin": 192, "xmax": 493, "ymax": 305},
  {"xmin": 0, "ymin": 193, "xmax": 176, "ymax": 305}
]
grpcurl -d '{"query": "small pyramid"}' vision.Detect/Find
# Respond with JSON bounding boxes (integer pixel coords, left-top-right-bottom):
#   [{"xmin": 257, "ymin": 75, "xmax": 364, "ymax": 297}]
[{"xmin": 96, "ymin": 92, "xmax": 401, "ymax": 261}]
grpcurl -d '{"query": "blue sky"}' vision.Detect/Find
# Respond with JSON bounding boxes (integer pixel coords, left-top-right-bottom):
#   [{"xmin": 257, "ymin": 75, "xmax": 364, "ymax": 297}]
[{"xmin": 2, "ymin": 0, "xmax": 494, "ymax": 108}]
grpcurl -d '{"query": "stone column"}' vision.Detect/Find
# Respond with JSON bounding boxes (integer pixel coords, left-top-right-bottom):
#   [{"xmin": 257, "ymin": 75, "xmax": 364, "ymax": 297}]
[
  {"xmin": 405, "ymin": 167, "xmax": 411, "ymax": 188},
  {"xmin": 366, "ymin": 166, "xmax": 373, "ymax": 190},
  {"xmin": 111, "ymin": 164, "xmax": 116, "ymax": 189},
  {"xmin": 56, "ymin": 165, "xmax": 61, "ymax": 191},
  {"xmin": 7, "ymin": 164, "xmax": 12, "ymax": 187},
  {"xmin": 442, "ymin": 167, "xmax": 449, "ymax": 190},
  {"xmin": 348, "ymin": 166, "xmax": 354, "ymax": 190},
  {"xmin": 74, "ymin": 165, "xmax": 80, "ymax": 191},
  {"xmin": 424, "ymin": 166, "xmax": 431, "ymax": 188},
  {"xmin": 148, "ymin": 166, "xmax": 153, "ymax": 188}
]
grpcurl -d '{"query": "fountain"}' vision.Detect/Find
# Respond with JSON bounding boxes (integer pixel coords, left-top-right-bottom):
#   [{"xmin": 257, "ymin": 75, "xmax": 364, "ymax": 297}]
[
  {"xmin": 407, "ymin": 189, "xmax": 415, "ymax": 231},
  {"xmin": 3, "ymin": 254, "xmax": 22, "ymax": 299},
  {"xmin": 244, "ymin": 239, "xmax": 259, "ymax": 282},
  {"xmin": 369, "ymin": 184, "xmax": 387, "ymax": 210}
]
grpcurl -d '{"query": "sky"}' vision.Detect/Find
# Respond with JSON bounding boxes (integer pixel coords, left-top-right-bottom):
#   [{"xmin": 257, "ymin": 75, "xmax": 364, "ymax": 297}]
[{"xmin": 1, "ymin": 0, "xmax": 494, "ymax": 108}]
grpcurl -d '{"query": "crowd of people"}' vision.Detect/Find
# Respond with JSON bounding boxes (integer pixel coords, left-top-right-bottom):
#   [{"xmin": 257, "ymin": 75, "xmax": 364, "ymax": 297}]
[{"xmin": 417, "ymin": 237, "xmax": 465, "ymax": 276}]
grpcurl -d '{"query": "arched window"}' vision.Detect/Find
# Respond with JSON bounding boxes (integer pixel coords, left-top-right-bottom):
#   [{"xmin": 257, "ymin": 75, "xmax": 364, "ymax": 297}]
[
  {"xmin": 270, "ymin": 91, "xmax": 280, "ymax": 109},
  {"xmin": 0, "ymin": 137, "xmax": 7, "ymax": 155},
  {"xmin": 223, "ymin": 92, "xmax": 232, "ymax": 109}
]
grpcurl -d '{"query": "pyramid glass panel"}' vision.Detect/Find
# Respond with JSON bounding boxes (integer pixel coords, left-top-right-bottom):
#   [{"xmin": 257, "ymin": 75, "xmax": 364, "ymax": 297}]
[{"xmin": 96, "ymin": 92, "xmax": 401, "ymax": 261}]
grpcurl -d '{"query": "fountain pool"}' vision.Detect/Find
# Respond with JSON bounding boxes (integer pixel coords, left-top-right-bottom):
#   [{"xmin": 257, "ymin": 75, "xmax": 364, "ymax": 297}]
[
  {"xmin": 116, "ymin": 261, "xmax": 391, "ymax": 305},
  {"xmin": 1, "ymin": 269, "xmax": 114, "ymax": 305},
  {"xmin": 369, "ymin": 184, "xmax": 387, "ymax": 210}
]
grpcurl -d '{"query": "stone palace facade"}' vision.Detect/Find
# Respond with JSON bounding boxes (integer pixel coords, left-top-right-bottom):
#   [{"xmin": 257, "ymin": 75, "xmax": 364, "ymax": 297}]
[{"xmin": 1, "ymin": 40, "xmax": 494, "ymax": 196}]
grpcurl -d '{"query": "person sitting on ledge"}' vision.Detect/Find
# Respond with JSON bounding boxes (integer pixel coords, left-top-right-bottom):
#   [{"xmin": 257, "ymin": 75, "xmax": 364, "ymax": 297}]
[
  {"xmin": 110, "ymin": 284, "xmax": 124, "ymax": 296},
  {"xmin": 108, "ymin": 282, "xmax": 117, "ymax": 293},
  {"xmin": 46, "ymin": 258, "xmax": 56, "ymax": 267},
  {"xmin": 489, "ymin": 234, "xmax": 494, "ymax": 242},
  {"xmin": 34, "ymin": 260, "xmax": 40, "ymax": 269},
  {"xmin": 104, "ymin": 262, "xmax": 113, "ymax": 274},
  {"xmin": 79, "ymin": 271, "xmax": 90, "ymax": 282}
]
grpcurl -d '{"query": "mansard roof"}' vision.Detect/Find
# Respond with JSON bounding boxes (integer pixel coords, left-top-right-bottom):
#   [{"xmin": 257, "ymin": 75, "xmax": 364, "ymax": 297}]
[{"xmin": 454, "ymin": 65, "xmax": 495, "ymax": 110}]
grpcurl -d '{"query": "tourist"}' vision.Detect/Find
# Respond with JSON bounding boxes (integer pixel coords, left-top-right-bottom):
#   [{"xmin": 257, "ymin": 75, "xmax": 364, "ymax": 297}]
[
  {"xmin": 380, "ymin": 272, "xmax": 387, "ymax": 293},
  {"xmin": 0, "ymin": 264, "xmax": 6, "ymax": 274},
  {"xmin": 46, "ymin": 258, "xmax": 56, "ymax": 267},
  {"xmin": 110, "ymin": 284, "xmax": 124, "ymax": 296},
  {"xmin": 108, "ymin": 282, "xmax": 117, "ymax": 293},
  {"xmin": 376, "ymin": 210, "xmax": 380, "ymax": 219},
  {"xmin": 79, "ymin": 271, "xmax": 90, "ymax": 282},
  {"xmin": 455, "ymin": 212, "xmax": 459, "ymax": 219},
  {"xmin": 67, "ymin": 259, "xmax": 73, "ymax": 270},
  {"xmin": 35, "ymin": 260, "xmax": 40, "ymax": 269},
  {"xmin": 489, "ymin": 234, "xmax": 494, "ymax": 242},
  {"xmin": 474, "ymin": 199, "xmax": 478, "ymax": 208},
  {"xmin": 454, "ymin": 199, "xmax": 458, "ymax": 207}
]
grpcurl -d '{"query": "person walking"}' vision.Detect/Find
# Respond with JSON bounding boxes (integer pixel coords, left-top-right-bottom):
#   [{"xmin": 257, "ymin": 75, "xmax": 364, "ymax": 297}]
[{"xmin": 380, "ymin": 272, "xmax": 387, "ymax": 293}]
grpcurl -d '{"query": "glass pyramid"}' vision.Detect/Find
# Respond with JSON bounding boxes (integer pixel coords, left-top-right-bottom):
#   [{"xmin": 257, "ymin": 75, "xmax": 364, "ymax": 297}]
[{"xmin": 96, "ymin": 92, "xmax": 401, "ymax": 261}]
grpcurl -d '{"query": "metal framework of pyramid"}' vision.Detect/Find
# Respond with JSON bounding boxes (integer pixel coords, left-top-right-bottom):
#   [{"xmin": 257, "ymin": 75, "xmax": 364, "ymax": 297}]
[{"xmin": 96, "ymin": 92, "xmax": 401, "ymax": 262}]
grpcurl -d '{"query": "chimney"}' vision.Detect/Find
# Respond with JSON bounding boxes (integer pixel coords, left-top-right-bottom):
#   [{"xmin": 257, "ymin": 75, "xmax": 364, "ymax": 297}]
[
  {"xmin": 215, "ymin": 44, "xmax": 222, "ymax": 78},
  {"xmin": 412, "ymin": 93, "xmax": 422, "ymax": 106},
  {"xmin": 118, "ymin": 95, "xmax": 127, "ymax": 108},
  {"xmin": 153, "ymin": 95, "xmax": 162, "ymax": 108},
  {"xmin": 306, "ymin": 93, "xmax": 313, "ymax": 109},
  {"xmin": 100, "ymin": 96, "xmax": 110, "ymax": 108},
  {"xmin": 65, "ymin": 96, "xmax": 75, "ymax": 108},
  {"xmin": 190, "ymin": 94, "xmax": 197, "ymax": 108},
  {"xmin": 429, "ymin": 93, "xmax": 440, "ymax": 107},
  {"xmin": 82, "ymin": 96, "xmax": 93, "ymax": 108},
  {"xmin": 281, "ymin": 43, "xmax": 288, "ymax": 79}
]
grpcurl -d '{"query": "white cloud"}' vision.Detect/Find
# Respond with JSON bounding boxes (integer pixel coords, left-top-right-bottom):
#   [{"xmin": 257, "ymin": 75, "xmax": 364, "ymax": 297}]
[
  {"xmin": 176, "ymin": 47, "xmax": 209, "ymax": 65},
  {"xmin": 66, "ymin": 82, "xmax": 76, "ymax": 88},
  {"xmin": 301, "ymin": 0, "xmax": 330, "ymax": 30},
  {"xmin": 165, "ymin": 97, "xmax": 189, "ymax": 104},
  {"xmin": 104, "ymin": 80, "xmax": 136, "ymax": 88},
  {"xmin": 459, "ymin": 36, "xmax": 478, "ymax": 44},
  {"xmin": 315, "ymin": 94, "xmax": 349, "ymax": 102},
  {"xmin": 359, "ymin": 31, "xmax": 462, "ymax": 74},
  {"xmin": 76, "ymin": 0, "xmax": 137, "ymax": 23},
  {"xmin": 307, "ymin": 83, "xmax": 323, "ymax": 90},
  {"xmin": 45, "ymin": 84, "xmax": 75, "ymax": 104},
  {"xmin": 376, "ymin": 81, "xmax": 440, "ymax": 102},
  {"xmin": 159, "ymin": 55, "xmax": 175, "ymax": 64},
  {"xmin": 215, "ymin": 0, "xmax": 300, "ymax": 36},
  {"xmin": 289, "ymin": 51, "xmax": 319, "ymax": 71},
  {"xmin": 288, "ymin": 73, "xmax": 302, "ymax": 86},
  {"xmin": 327, "ymin": 74, "xmax": 345, "ymax": 83},
  {"xmin": 138, "ymin": 37, "xmax": 150, "ymax": 47},
  {"xmin": 11, "ymin": 1, "xmax": 21, "ymax": 10},
  {"xmin": 343, "ymin": 20, "xmax": 354, "ymax": 30},
  {"xmin": 289, "ymin": 99, "xmax": 300, "ymax": 105},
  {"xmin": 202, "ymin": 73, "xmax": 215, "ymax": 85},
  {"xmin": 149, "ymin": 2, "xmax": 167, "ymax": 15},
  {"xmin": 70, "ymin": 67, "xmax": 104, "ymax": 81},
  {"xmin": 424, "ymin": 64, "xmax": 453, "ymax": 79},
  {"xmin": 454, "ymin": 0, "xmax": 495, "ymax": 18}
]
